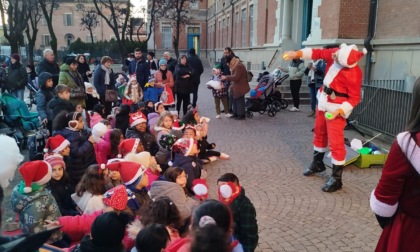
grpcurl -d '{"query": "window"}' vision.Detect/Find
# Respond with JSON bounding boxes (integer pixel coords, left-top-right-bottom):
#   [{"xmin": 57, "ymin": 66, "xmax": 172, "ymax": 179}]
[
  {"xmin": 63, "ymin": 13, "xmax": 73, "ymax": 26},
  {"xmin": 249, "ymin": 5, "xmax": 254, "ymax": 47},
  {"xmin": 65, "ymin": 34, "xmax": 75, "ymax": 47},
  {"xmin": 162, "ymin": 26, "xmax": 172, "ymax": 49},
  {"xmin": 86, "ymin": 35, "xmax": 97, "ymax": 43},
  {"xmin": 42, "ymin": 35, "xmax": 51, "ymax": 46},
  {"xmin": 190, "ymin": 1, "xmax": 198, "ymax": 8},
  {"xmin": 235, "ymin": 12, "xmax": 239, "ymax": 47},
  {"xmin": 241, "ymin": 8, "xmax": 246, "ymax": 47}
]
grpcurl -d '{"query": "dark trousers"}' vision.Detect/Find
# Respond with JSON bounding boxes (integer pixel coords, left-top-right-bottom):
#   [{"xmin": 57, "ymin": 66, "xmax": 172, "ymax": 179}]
[
  {"xmin": 232, "ymin": 95, "xmax": 245, "ymax": 117},
  {"xmin": 309, "ymin": 85, "xmax": 321, "ymax": 111},
  {"xmin": 177, "ymin": 93, "xmax": 190, "ymax": 116},
  {"xmin": 191, "ymin": 85, "xmax": 199, "ymax": 107},
  {"xmin": 290, "ymin": 79, "xmax": 302, "ymax": 109}
]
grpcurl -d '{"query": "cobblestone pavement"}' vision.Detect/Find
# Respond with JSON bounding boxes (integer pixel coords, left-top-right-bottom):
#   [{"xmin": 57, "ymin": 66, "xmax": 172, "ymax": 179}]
[
  {"xmin": 2, "ymin": 62, "xmax": 385, "ymax": 251},
  {"xmin": 197, "ymin": 62, "xmax": 383, "ymax": 251}
]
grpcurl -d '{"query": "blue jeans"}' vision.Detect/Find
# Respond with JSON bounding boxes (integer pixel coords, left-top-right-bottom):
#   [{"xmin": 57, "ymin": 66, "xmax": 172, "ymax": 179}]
[
  {"xmin": 12, "ymin": 89, "xmax": 25, "ymax": 101},
  {"xmin": 309, "ymin": 85, "xmax": 321, "ymax": 111}
]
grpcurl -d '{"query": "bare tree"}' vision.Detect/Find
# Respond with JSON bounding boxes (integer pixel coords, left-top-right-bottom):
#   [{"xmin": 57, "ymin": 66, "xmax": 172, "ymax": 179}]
[
  {"xmin": 0, "ymin": 0, "xmax": 30, "ymax": 54},
  {"xmin": 80, "ymin": 8, "xmax": 100, "ymax": 56},
  {"xmin": 156, "ymin": 0, "xmax": 200, "ymax": 59},
  {"xmin": 92, "ymin": 0, "xmax": 131, "ymax": 62},
  {"xmin": 38, "ymin": 0, "xmax": 59, "ymax": 56},
  {"xmin": 25, "ymin": 0, "xmax": 42, "ymax": 64},
  {"xmin": 145, "ymin": 0, "xmax": 158, "ymax": 44}
]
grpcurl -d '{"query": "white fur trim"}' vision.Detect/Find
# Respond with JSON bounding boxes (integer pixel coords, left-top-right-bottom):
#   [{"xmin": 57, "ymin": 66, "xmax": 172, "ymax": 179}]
[
  {"xmin": 300, "ymin": 48, "xmax": 313, "ymax": 60},
  {"xmin": 34, "ymin": 161, "xmax": 52, "ymax": 186},
  {"xmin": 172, "ymin": 125, "xmax": 185, "ymax": 131},
  {"xmin": 370, "ymin": 190, "xmax": 398, "ymax": 217},
  {"xmin": 24, "ymin": 187, "xmax": 32, "ymax": 193},
  {"xmin": 100, "ymin": 164, "xmax": 106, "ymax": 170},
  {"xmin": 117, "ymin": 154, "xmax": 122, "ymax": 158},
  {"xmin": 107, "ymin": 158, "xmax": 125, "ymax": 165},
  {"xmin": 125, "ymin": 165, "xmax": 146, "ymax": 186},
  {"xmin": 44, "ymin": 148, "xmax": 49, "ymax": 153},
  {"xmin": 168, "ymin": 161, "xmax": 173, "ymax": 166},
  {"xmin": 397, "ymin": 132, "xmax": 420, "ymax": 173},
  {"xmin": 323, "ymin": 62, "xmax": 343, "ymax": 87},
  {"xmin": 337, "ymin": 44, "xmax": 357, "ymax": 68},
  {"xmin": 339, "ymin": 101, "xmax": 354, "ymax": 118},
  {"xmin": 193, "ymin": 184, "xmax": 208, "ymax": 196},
  {"xmin": 331, "ymin": 157, "xmax": 345, "ymax": 165},
  {"xmin": 131, "ymin": 139, "xmax": 140, "ymax": 153},
  {"xmin": 362, "ymin": 48, "xmax": 368, "ymax": 55},
  {"xmin": 220, "ymin": 184, "xmax": 233, "ymax": 198},
  {"xmin": 131, "ymin": 118, "xmax": 147, "ymax": 127},
  {"xmin": 314, "ymin": 146, "xmax": 328, "ymax": 152},
  {"xmin": 53, "ymin": 139, "xmax": 70, "ymax": 153}
]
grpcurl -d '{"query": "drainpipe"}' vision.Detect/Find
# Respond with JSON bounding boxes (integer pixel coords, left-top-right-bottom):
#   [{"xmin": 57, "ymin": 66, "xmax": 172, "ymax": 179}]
[
  {"xmin": 230, "ymin": 0, "xmax": 234, "ymax": 47},
  {"xmin": 364, "ymin": 0, "xmax": 378, "ymax": 84},
  {"xmin": 205, "ymin": 0, "xmax": 208, "ymax": 59},
  {"xmin": 213, "ymin": 12, "xmax": 217, "ymax": 63}
]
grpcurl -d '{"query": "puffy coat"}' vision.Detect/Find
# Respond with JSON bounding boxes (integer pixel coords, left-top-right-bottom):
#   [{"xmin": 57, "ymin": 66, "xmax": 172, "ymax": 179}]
[
  {"xmin": 36, "ymin": 72, "xmax": 55, "ymax": 121},
  {"xmin": 171, "ymin": 154, "xmax": 203, "ymax": 195},
  {"xmin": 58, "ymin": 64, "xmax": 86, "ymax": 107},
  {"xmin": 48, "ymin": 96, "xmax": 75, "ymax": 119},
  {"xmin": 95, "ymin": 130, "xmax": 114, "ymax": 165}
]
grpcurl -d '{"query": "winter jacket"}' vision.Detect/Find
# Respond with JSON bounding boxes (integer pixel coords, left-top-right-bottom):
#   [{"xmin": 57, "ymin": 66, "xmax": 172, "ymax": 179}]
[
  {"xmin": 166, "ymin": 58, "xmax": 177, "ymax": 74},
  {"xmin": 304, "ymin": 59, "xmax": 326, "ymax": 88},
  {"xmin": 54, "ymin": 128, "xmax": 96, "ymax": 185},
  {"xmin": 197, "ymin": 136, "xmax": 217, "ymax": 160},
  {"xmin": 154, "ymin": 127, "xmax": 182, "ymax": 165},
  {"xmin": 165, "ymin": 237, "xmax": 192, "ymax": 252},
  {"xmin": 147, "ymin": 112, "xmax": 160, "ymax": 135},
  {"xmin": 154, "ymin": 69, "xmax": 175, "ymax": 105},
  {"xmin": 143, "ymin": 86, "xmax": 162, "ymax": 104},
  {"xmin": 174, "ymin": 63, "xmax": 193, "ymax": 94},
  {"xmin": 187, "ymin": 54, "xmax": 204, "ymax": 86},
  {"xmin": 36, "ymin": 58, "xmax": 60, "ymax": 85},
  {"xmin": 171, "ymin": 153, "xmax": 203, "ymax": 195},
  {"xmin": 69, "ymin": 235, "xmax": 126, "ymax": 252},
  {"xmin": 125, "ymin": 128, "xmax": 159, "ymax": 156},
  {"xmin": 85, "ymin": 93, "xmax": 99, "ymax": 111},
  {"xmin": 36, "ymin": 72, "xmax": 55, "ymax": 121},
  {"xmin": 93, "ymin": 65, "xmax": 115, "ymax": 98},
  {"xmin": 71, "ymin": 191, "xmax": 104, "ymax": 215},
  {"xmin": 115, "ymin": 112, "xmax": 130, "ymax": 135},
  {"xmin": 6, "ymin": 63, "xmax": 27, "ymax": 91},
  {"xmin": 48, "ymin": 96, "xmax": 75, "ymax": 119},
  {"xmin": 46, "ymin": 176, "xmax": 79, "ymax": 217},
  {"xmin": 89, "ymin": 112, "xmax": 104, "ymax": 129},
  {"xmin": 283, "ymin": 59, "xmax": 305, "ymax": 80},
  {"xmin": 95, "ymin": 130, "xmax": 114, "ymax": 165},
  {"xmin": 129, "ymin": 57, "xmax": 150, "ymax": 89},
  {"xmin": 230, "ymin": 187, "xmax": 259, "ymax": 252},
  {"xmin": 59, "ymin": 64, "xmax": 86, "ymax": 107},
  {"xmin": 225, "ymin": 59, "xmax": 250, "ymax": 99},
  {"xmin": 149, "ymin": 180, "xmax": 197, "ymax": 222},
  {"xmin": 209, "ymin": 74, "xmax": 230, "ymax": 98},
  {"xmin": 77, "ymin": 62, "xmax": 92, "ymax": 83},
  {"xmin": 10, "ymin": 184, "xmax": 63, "ymax": 242}
]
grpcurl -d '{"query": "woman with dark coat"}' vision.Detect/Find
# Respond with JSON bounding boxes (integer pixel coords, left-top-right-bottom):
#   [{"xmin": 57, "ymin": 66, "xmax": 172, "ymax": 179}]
[
  {"xmin": 93, "ymin": 56, "xmax": 115, "ymax": 116},
  {"xmin": 174, "ymin": 55, "xmax": 193, "ymax": 116},
  {"xmin": 6, "ymin": 54, "xmax": 27, "ymax": 101},
  {"xmin": 76, "ymin": 54, "xmax": 92, "ymax": 83}
]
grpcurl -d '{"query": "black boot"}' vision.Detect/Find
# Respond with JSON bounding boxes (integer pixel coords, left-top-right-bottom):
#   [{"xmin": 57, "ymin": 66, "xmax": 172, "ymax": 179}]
[
  {"xmin": 303, "ymin": 151, "xmax": 326, "ymax": 176},
  {"xmin": 322, "ymin": 164, "xmax": 343, "ymax": 192}
]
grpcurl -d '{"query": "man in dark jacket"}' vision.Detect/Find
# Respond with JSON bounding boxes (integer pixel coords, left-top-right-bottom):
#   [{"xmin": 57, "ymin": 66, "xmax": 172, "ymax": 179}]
[
  {"xmin": 36, "ymin": 49, "xmax": 60, "ymax": 85},
  {"xmin": 187, "ymin": 48, "xmax": 204, "ymax": 108},
  {"xmin": 163, "ymin": 52, "xmax": 177, "ymax": 74},
  {"xmin": 129, "ymin": 48, "xmax": 150, "ymax": 90}
]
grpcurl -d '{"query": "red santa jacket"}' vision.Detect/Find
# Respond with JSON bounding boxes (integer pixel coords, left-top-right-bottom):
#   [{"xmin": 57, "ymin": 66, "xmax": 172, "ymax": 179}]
[{"xmin": 301, "ymin": 48, "xmax": 363, "ymax": 118}]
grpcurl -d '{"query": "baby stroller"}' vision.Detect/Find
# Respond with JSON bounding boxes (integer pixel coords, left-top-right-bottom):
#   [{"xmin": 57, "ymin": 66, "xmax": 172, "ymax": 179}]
[
  {"xmin": 26, "ymin": 77, "xmax": 39, "ymax": 110},
  {"xmin": 245, "ymin": 70, "xmax": 289, "ymax": 118}
]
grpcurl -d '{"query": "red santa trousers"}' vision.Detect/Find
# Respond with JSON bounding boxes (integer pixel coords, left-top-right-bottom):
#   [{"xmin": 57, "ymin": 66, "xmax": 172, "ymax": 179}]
[{"xmin": 313, "ymin": 109, "xmax": 347, "ymax": 165}]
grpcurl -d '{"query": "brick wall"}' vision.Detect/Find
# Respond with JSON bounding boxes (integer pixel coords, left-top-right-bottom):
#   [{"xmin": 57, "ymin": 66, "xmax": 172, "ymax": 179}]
[
  {"xmin": 338, "ymin": 0, "xmax": 369, "ymax": 39},
  {"xmin": 318, "ymin": 0, "xmax": 341, "ymax": 39}
]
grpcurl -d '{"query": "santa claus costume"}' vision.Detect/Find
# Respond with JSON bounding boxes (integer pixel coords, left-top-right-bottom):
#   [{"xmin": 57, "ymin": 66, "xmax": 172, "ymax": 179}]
[{"xmin": 287, "ymin": 44, "xmax": 366, "ymax": 192}]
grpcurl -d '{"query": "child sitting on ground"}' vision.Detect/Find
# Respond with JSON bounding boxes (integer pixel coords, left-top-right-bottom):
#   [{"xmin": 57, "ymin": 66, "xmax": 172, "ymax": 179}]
[
  {"xmin": 124, "ymin": 76, "xmax": 143, "ymax": 105},
  {"xmin": 118, "ymin": 138, "xmax": 144, "ymax": 158},
  {"xmin": 115, "ymin": 104, "xmax": 130, "ymax": 135},
  {"xmin": 147, "ymin": 101, "xmax": 166, "ymax": 135},
  {"xmin": 48, "ymin": 84, "xmax": 74, "ymax": 119},
  {"xmin": 76, "ymin": 103, "xmax": 91, "ymax": 132},
  {"xmin": 217, "ymin": 173, "xmax": 259, "ymax": 252},
  {"xmin": 126, "ymin": 112, "xmax": 159, "ymax": 156},
  {"xmin": 195, "ymin": 123, "xmax": 229, "ymax": 163},
  {"xmin": 90, "ymin": 103, "xmax": 106, "ymax": 128},
  {"xmin": 44, "ymin": 134, "xmax": 71, "ymax": 158}
]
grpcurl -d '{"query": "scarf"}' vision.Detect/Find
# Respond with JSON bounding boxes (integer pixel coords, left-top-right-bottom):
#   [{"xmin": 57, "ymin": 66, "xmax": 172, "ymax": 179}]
[
  {"xmin": 160, "ymin": 68, "xmax": 168, "ymax": 80},
  {"xmin": 101, "ymin": 65, "xmax": 112, "ymax": 85},
  {"xmin": 229, "ymin": 57, "xmax": 239, "ymax": 72}
]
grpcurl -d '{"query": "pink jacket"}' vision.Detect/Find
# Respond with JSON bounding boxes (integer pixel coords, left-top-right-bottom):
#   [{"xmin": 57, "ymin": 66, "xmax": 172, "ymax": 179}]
[
  {"xmin": 154, "ymin": 70, "xmax": 175, "ymax": 106},
  {"xmin": 89, "ymin": 112, "xmax": 104, "ymax": 129},
  {"xmin": 95, "ymin": 130, "xmax": 113, "ymax": 165}
]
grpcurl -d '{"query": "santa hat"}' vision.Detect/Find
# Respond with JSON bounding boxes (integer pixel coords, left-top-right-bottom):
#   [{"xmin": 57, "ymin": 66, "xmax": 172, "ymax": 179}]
[
  {"xmin": 44, "ymin": 135, "xmax": 70, "ymax": 154},
  {"xmin": 337, "ymin": 43, "xmax": 367, "ymax": 68},
  {"xmin": 118, "ymin": 138, "xmax": 141, "ymax": 158},
  {"xmin": 44, "ymin": 154, "xmax": 66, "ymax": 170},
  {"xmin": 92, "ymin": 122, "xmax": 108, "ymax": 142},
  {"xmin": 192, "ymin": 179, "xmax": 209, "ymax": 201},
  {"xmin": 168, "ymin": 138, "xmax": 194, "ymax": 166},
  {"xmin": 106, "ymin": 161, "xmax": 147, "ymax": 186},
  {"xmin": 124, "ymin": 151, "xmax": 151, "ymax": 168},
  {"xmin": 102, "ymin": 185, "xmax": 128, "ymax": 211},
  {"xmin": 19, "ymin": 161, "xmax": 52, "ymax": 193},
  {"xmin": 129, "ymin": 112, "xmax": 147, "ymax": 127}
]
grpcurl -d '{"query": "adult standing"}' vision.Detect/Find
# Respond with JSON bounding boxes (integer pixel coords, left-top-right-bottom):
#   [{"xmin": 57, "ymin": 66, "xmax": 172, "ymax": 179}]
[
  {"xmin": 281, "ymin": 58, "xmax": 304, "ymax": 112},
  {"xmin": 174, "ymin": 55, "xmax": 193, "ymax": 116},
  {"xmin": 76, "ymin": 54, "xmax": 92, "ymax": 83},
  {"xmin": 304, "ymin": 60, "xmax": 326, "ymax": 117},
  {"xmin": 369, "ymin": 77, "xmax": 420, "ymax": 252},
  {"xmin": 59, "ymin": 58, "xmax": 86, "ymax": 108},
  {"xmin": 220, "ymin": 54, "xmax": 250, "ymax": 120},
  {"xmin": 221, "ymin": 47, "xmax": 237, "ymax": 116},
  {"xmin": 94, "ymin": 56, "xmax": 115, "ymax": 116},
  {"xmin": 163, "ymin": 52, "xmax": 177, "ymax": 74},
  {"xmin": 128, "ymin": 48, "xmax": 150, "ymax": 90},
  {"xmin": 187, "ymin": 48, "xmax": 204, "ymax": 108},
  {"xmin": 283, "ymin": 44, "xmax": 365, "ymax": 192},
  {"xmin": 146, "ymin": 51, "xmax": 157, "ymax": 74},
  {"xmin": 36, "ymin": 49, "xmax": 60, "ymax": 85},
  {"xmin": 6, "ymin": 54, "xmax": 27, "ymax": 101},
  {"xmin": 154, "ymin": 59, "xmax": 175, "ymax": 108}
]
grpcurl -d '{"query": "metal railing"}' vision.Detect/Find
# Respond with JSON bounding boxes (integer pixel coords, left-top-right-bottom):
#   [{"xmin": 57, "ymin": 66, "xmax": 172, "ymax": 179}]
[{"xmin": 350, "ymin": 80, "xmax": 412, "ymax": 137}]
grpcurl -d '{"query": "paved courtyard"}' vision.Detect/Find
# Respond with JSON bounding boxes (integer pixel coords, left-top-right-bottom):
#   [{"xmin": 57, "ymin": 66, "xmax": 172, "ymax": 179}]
[{"xmin": 2, "ymin": 61, "xmax": 386, "ymax": 251}]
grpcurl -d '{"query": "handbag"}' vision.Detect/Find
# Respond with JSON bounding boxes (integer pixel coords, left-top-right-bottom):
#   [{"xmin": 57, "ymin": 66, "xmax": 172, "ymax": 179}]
[{"xmin": 105, "ymin": 88, "xmax": 118, "ymax": 102}]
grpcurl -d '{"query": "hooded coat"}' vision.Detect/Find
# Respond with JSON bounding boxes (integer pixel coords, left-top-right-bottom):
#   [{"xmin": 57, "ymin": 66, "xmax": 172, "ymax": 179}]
[
  {"xmin": 59, "ymin": 64, "xmax": 86, "ymax": 107},
  {"xmin": 35, "ymin": 72, "xmax": 55, "ymax": 121},
  {"xmin": 171, "ymin": 154, "xmax": 203, "ymax": 195}
]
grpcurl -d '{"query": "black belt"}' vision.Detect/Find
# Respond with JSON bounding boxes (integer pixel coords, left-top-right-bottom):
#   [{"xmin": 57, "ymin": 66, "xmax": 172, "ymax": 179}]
[{"xmin": 323, "ymin": 86, "xmax": 349, "ymax": 98}]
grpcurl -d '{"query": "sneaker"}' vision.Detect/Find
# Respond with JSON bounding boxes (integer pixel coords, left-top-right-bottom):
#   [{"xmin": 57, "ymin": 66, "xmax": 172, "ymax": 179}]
[
  {"xmin": 209, "ymin": 156, "xmax": 218, "ymax": 162},
  {"xmin": 225, "ymin": 113, "xmax": 233, "ymax": 117},
  {"xmin": 215, "ymin": 114, "xmax": 221, "ymax": 119},
  {"xmin": 220, "ymin": 153, "xmax": 230, "ymax": 160},
  {"xmin": 289, "ymin": 107, "xmax": 300, "ymax": 112}
]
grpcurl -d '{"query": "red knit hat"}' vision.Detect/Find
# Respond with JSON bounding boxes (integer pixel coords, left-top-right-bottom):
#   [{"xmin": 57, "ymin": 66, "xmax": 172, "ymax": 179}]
[
  {"xmin": 129, "ymin": 112, "xmax": 147, "ymax": 127},
  {"xmin": 168, "ymin": 138, "xmax": 195, "ymax": 166},
  {"xmin": 44, "ymin": 154, "xmax": 66, "ymax": 170},
  {"xmin": 102, "ymin": 185, "xmax": 128, "ymax": 211},
  {"xmin": 192, "ymin": 179, "xmax": 208, "ymax": 201},
  {"xmin": 19, "ymin": 161, "xmax": 52, "ymax": 193},
  {"xmin": 106, "ymin": 161, "xmax": 147, "ymax": 186},
  {"xmin": 337, "ymin": 43, "xmax": 367, "ymax": 68},
  {"xmin": 44, "ymin": 135, "xmax": 70, "ymax": 153},
  {"xmin": 118, "ymin": 138, "xmax": 141, "ymax": 158}
]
